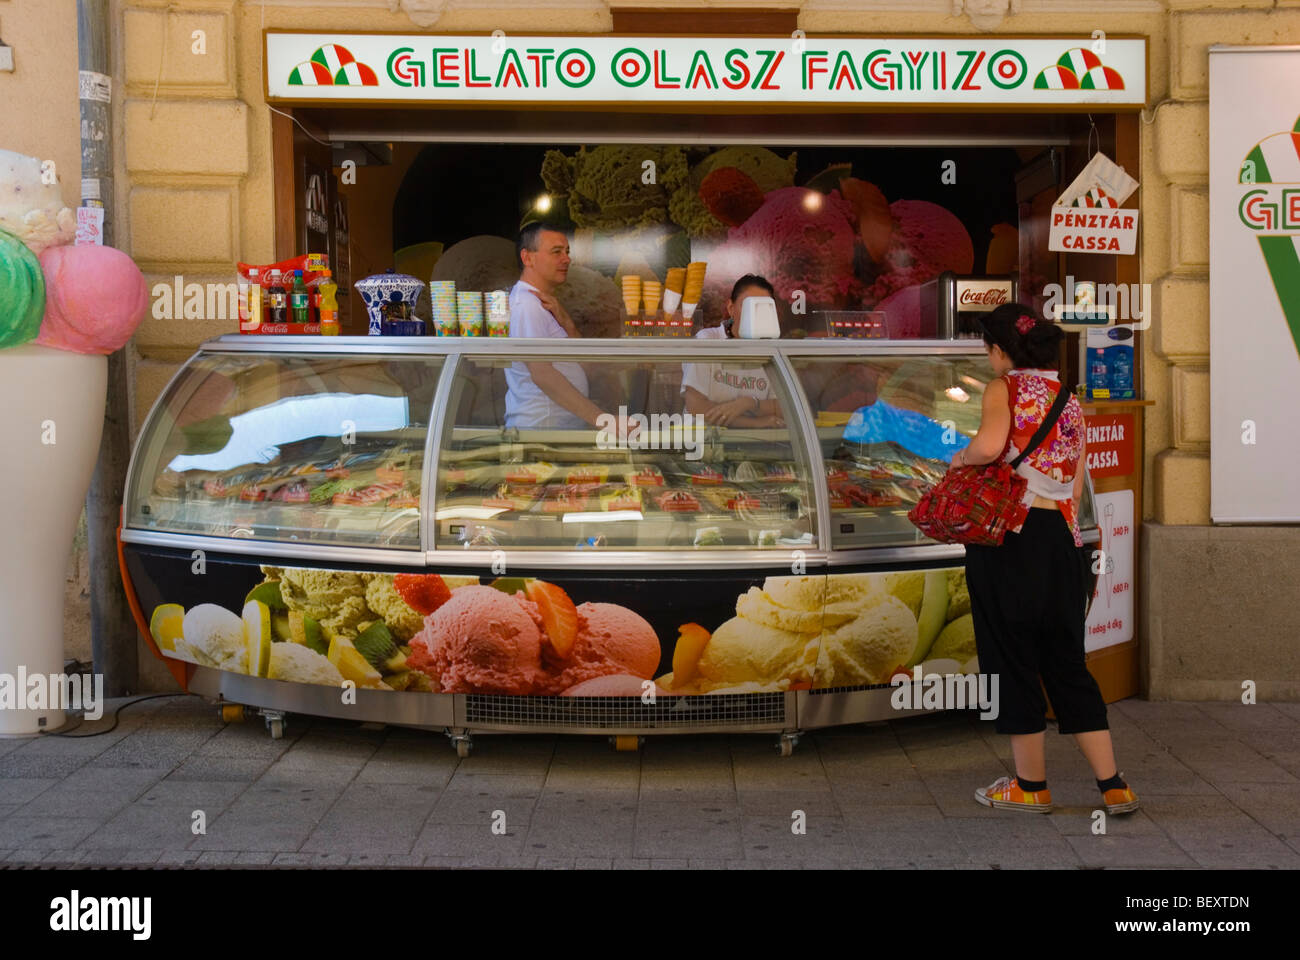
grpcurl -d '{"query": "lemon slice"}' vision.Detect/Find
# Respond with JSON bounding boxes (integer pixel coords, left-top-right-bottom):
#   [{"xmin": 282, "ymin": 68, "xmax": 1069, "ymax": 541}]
[
  {"xmin": 149, "ymin": 603, "xmax": 185, "ymax": 652},
  {"xmin": 242, "ymin": 599, "xmax": 272, "ymax": 678}
]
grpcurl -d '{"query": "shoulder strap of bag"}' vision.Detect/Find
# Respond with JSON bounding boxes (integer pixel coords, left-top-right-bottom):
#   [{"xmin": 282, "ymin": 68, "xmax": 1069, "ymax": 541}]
[{"xmin": 1008, "ymin": 379, "xmax": 1071, "ymax": 470}]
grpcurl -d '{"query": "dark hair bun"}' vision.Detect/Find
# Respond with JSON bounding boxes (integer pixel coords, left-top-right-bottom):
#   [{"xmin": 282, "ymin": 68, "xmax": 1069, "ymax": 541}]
[{"xmin": 979, "ymin": 303, "xmax": 1061, "ymax": 369}]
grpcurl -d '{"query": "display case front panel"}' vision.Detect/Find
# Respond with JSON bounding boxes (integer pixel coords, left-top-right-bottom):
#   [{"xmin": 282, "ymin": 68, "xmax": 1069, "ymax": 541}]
[
  {"xmin": 433, "ymin": 353, "xmax": 817, "ymax": 551},
  {"xmin": 126, "ymin": 353, "xmax": 442, "ymax": 550}
]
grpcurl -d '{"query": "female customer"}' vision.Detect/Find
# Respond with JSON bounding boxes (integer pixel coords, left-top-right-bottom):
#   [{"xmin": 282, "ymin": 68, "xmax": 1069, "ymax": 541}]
[{"xmin": 952, "ymin": 303, "xmax": 1139, "ymax": 815}]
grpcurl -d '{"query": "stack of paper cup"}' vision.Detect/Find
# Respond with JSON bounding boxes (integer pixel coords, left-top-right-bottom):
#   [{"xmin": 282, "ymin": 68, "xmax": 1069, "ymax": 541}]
[
  {"xmin": 486, "ymin": 289, "xmax": 510, "ymax": 337},
  {"xmin": 621, "ymin": 274, "xmax": 642, "ymax": 316},
  {"xmin": 457, "ymin": 290, "xmax": 484, "ymax": 336},
  {"xmin": 682, "ymin": 262, "xmax": 707, "ymax": 320},
  {"xmin": 430, "ymin": 280, "xmax": 458, "ymax": 336},
  {"xmin": 663, "ymin": 267, "xmax": 685, "ymax": 315},
  {"xmin": 642, "ymin": 279, "xmax": 662, "ymax": 318}
]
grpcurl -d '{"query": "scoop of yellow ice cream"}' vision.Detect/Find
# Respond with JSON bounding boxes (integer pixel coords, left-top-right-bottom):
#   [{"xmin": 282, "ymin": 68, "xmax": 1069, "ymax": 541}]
[
  {"xmin": 760, "ymin": 576, "xmax": 824, "ymax": 614},
  {"xmin": 946, "ymin": 570, "xmax": 971, "ymax": 621},
  {"xmin": 929, "ymin": 613, "xmax": 976, "ymax": 662},
  {"xmin": 362, "ymin": 574, "xmax": 423, "ymax": 641},
  {"xmin": 736, "ymin": 586, "xmax": 824, "ymax": 634},
  {"xmin": 697, "ymin": 616, "xmax": 817, "ymax": 685},
  {"xmin": 814, "ymin": 595, "xmax": 917, "ymax": 687},
  {"xmin": 882, "ymin": 572, "xmax": 926, "ymax": 617}
]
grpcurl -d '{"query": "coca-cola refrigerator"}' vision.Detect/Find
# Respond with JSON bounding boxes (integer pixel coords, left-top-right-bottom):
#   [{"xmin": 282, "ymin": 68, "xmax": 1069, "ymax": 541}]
[{"xmin": 918, "ymin": 271, "xmax": 1017, "ymax": 339}]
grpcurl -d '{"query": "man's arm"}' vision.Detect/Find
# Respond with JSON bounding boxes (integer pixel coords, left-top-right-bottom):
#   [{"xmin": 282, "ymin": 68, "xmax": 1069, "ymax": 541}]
[{"xmin": 526, "ymin": 360, "xmax": 605, "ymax": 426}]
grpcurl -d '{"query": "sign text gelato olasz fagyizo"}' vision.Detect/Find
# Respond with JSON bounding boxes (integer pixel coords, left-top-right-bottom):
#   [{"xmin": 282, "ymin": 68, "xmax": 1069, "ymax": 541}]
[{"xmin": 266, "ymin": 35, "xmax": 1147, "ymax": 106}]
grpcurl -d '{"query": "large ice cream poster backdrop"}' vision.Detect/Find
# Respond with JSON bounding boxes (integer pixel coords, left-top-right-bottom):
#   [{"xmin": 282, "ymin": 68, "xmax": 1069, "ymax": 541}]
[
  {"xmin": 266, "ymin": 35, "xmax": 1146, "ymax": 106},
  {"xmin": 146, "ymin": 567, "xmax": 978, "ymax": 697},
  {"xmin": 1238, "ymin": 112, "xmax": 1300, "ymax": 360}
]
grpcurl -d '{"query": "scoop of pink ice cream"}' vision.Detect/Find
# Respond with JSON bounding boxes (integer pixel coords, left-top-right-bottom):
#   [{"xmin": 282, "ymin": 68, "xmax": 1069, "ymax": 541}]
[
  {"xmin": 706, "ymin": 187, "xmax": 861, "ymax": 315},
  {"xmin": 562, "ymin": 674, "xmax": 671, "ymax": 697},
  {"xmin": 35, "ymin": 244, "xmax": 148, "ymax": 354},
  {"xmin": 536, "ymin": 601, "xmax": 662, "ymax": 695},
  {"xmin": 868, "ymin": 200, "xmax": 974, "ymax": 305},
  {"xmin": 876, "ymin": 283, "xmax": 924, "ymax": 339},
  {"xmin": 410, "ymin": 585, "xmax": 542, "ymax": 694}
]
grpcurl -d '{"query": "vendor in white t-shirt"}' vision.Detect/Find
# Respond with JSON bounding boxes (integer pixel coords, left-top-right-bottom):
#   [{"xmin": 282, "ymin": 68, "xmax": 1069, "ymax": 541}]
[
  {"xmin": 505, "ymin": 223, "xmax": 629, "ymax": 433},
  {"xmin": 681, "ymin": 275, "xmax": 785, "ymax": 428}
]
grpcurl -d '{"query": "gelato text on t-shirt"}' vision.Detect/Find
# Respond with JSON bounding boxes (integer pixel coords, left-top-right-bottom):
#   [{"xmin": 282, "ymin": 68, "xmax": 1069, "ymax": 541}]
[
  {"xmin": 680, "ymin": 359, "xmax": 773, "ymax": 405},
  {"xmin": 714, "ymin": 369, "xmax": 768, "ymax": 392},
  {"xmin": 504, "ymin": 280, "xmax": 588, "ymax": 429}
]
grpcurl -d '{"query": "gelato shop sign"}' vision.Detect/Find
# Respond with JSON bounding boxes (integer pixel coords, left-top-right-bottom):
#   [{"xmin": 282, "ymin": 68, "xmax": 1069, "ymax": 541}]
[{"xmin": 265, "ymin": 34, "xmax": 1147, "ymax": 106}]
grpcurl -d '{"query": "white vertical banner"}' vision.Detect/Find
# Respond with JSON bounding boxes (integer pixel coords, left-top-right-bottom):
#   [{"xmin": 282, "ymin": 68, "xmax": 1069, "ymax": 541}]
[
  {"xmin": 1209, "ymin": 47, "xmax": 1300, "ymax": 523},
  {"xmin": 1086, "ymin": 489, "xmax": 1133, "ymax": 653}
]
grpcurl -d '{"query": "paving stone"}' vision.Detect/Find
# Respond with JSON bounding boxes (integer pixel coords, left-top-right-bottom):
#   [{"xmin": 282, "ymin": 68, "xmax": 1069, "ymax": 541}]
[
  {"xmin": 421, "ymin": 855, "xmax": 466, "ymax": 868},
  {"xmin": 740, "ymin": 814, "xmax": 858, "ymax": 861},
  {"xmin": 536, "ymin": 857, "xmax": 574, "ymax": 869},
  {"xmin": 1065, "ymin": 835, "xmax": 1198, "ymax": 868},
  {"xmin": 0, "ymin": 779, "xmax": 58, "ymax": 805},
  {"xmin": 272, "ymin": 852, "xmax": 350, "ymax": 866},
  {"xmin": 633, "ymin": 801, "xmax": 743, "ymax": 859},
  {"xmin": 195, "ymin": 851, "xmax": 239, "ymax": 864},
  {"xmin": 0, "ymin": 817, "xmax": 100, "ymax": 850},
  {"xmin": 136, "ymin": 779, "xmax": 247, "ymax": 808},
  {"xmin": 188, "ymin": 815, "xmax": 316, "ymax": 853},
  {"xmin": 575, "ymin": 857, "xmax": 613, "ymax": 869},
  {"xmin": 841, "ymin": 805, "xmax": 965, "ymax": 863},
  {"xmin": 1217, "ymin": 781, "xmax": 1300, "ymax": 839},
  {"xmin": 90, "ymin": 727, "xmax": 217, "ymax": 768},
  {"xmin": 234, "ymin": 851, "xmax": 275, "ymax": 865},
  {"xmin": 15, "ymin": 766, "xmax": 170, "ymax": 819},
  {"xmin": 4, "ymin": 849, "xmax": 48, "ymax": 863},
  {"xmin": 156, "ymin": 850, "xmax": 204, "ymax": 865},
  {"xmin": 300, "ymin": 784, "xmax": 439, "ymax": 856},
  {"xmin": 522, "ymin": 810, "xmax": 636, "ymax": 859},
  {"xmin": 168, "ymin": 756, "xmax": 271, "ymax": 782},
  {"xmin": 384, "ymin": 854, "xmax": 425, "ymax": 866},
  {"xmin": 427, "ymin": 790, "xmax": 536, "ymax": 826},
  {"xmin": 411, "ymin": 821, "xmax": 526, "ymax": 858}
]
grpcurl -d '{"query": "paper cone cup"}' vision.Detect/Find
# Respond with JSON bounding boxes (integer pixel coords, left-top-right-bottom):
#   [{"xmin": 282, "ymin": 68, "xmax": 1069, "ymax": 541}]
[
  {"xmin": 681, "ymin": 300, "xmax": 700, "ymax": 320},
  {"xmin": 662, "ymin": 289, "xmax": 682, "ymax": 315},
  {"xmin": 642, "ymin": 280, "xmax": 662, "ymax": 315}
]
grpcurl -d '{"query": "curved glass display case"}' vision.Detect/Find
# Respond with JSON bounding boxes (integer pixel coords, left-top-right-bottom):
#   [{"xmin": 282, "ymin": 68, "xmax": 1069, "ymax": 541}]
[{"xmin": 120, "ymin": 337, "xmax": 1098, "ymax": 749}]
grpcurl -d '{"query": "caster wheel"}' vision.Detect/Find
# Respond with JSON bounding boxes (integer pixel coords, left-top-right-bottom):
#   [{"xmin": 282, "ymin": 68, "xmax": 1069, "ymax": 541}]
[
  {"xmin": 611, "ymin": 735, "xmax": 642, "ymax": 752},
  {"xmin": 268, "ymin": 718, "xmax": 284, "ymax": 740},
  {"xmin": 220, "ymin": 704, "xmax": 245, "ymax": 724},
  {"xmin": 455, "ymin": 739, "xmax": 472, "ymax": 758},
  {"xmin": 777, "ymin": 739, "xmax": 793, "ymax": 757}
]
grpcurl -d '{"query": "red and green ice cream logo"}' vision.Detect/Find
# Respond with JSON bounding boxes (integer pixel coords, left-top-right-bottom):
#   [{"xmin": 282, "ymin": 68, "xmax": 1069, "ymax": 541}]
[
  {"xmin": 288, "ymin": 44, "xmax": 379, "ymax": 87},
  {"xmin": 1238, "ymin": 113, "xmax": 1300, "ymax": 358},
  {"xmin": 1034, "ymin": 48, "xmax": 1125, "ymax": 91}
]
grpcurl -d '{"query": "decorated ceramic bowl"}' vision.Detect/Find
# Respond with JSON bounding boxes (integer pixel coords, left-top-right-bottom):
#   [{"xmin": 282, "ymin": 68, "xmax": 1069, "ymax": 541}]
[{"xmin": 354, "ymin": 270, "xmax": 426, "ymax": 335}]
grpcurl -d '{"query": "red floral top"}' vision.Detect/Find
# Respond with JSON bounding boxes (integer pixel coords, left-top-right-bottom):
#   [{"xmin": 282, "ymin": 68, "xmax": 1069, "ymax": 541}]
[{"xmin": 1002, "ymin": 370, "xmax": 1084, "ymax": 547}]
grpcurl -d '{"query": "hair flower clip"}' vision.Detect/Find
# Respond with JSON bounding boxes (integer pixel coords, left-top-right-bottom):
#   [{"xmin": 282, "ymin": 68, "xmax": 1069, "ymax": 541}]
[{"xmin": 1015, "ymin": 314, "xmax": 1036, "ymax": 335}]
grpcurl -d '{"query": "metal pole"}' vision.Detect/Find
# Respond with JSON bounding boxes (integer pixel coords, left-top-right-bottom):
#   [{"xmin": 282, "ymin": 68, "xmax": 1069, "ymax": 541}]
[{"xmin": 79, "ymin": 0, "xmax": 136, "ymax": 696}]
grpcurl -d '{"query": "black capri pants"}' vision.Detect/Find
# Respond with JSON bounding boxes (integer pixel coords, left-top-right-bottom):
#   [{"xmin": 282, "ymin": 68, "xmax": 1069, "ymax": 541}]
[{"xmin": 963, "ymin": 507, "xmax": 1108, "ymax": 736}]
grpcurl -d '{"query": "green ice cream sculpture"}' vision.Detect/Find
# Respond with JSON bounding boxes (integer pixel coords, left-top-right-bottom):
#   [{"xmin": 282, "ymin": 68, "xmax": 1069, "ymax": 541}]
[
  {"xmin": 1240, "ymin": 114, "xmax": 1300, "ymax": 359},
  {"xmin": 0, "ymin": 148, "xmax": 149, "ymax": 735}
]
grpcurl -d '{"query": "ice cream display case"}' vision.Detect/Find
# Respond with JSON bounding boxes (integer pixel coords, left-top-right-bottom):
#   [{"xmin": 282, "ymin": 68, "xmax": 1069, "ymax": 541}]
[{"xmin": 120, "ymin": 336, "xmax": 1099, "ymax": 754}]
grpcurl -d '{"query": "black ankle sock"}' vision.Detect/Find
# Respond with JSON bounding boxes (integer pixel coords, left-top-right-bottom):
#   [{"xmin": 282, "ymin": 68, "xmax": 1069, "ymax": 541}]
[
  {"xmin": 1017, "ymin": 776, "xmax": 1047, "ymax": 792},
  {"xmin": 1097, "ymin": 773, "xmax": 1127, "ymax": 792}
]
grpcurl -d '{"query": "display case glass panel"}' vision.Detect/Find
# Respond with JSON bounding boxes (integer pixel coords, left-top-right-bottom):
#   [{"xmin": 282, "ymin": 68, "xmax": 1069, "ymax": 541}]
[
  {"xmin": 433, "ymin": 353, "xmax": 816, "ymax": 550},
  {"xmin": 791, "ymin": 354, "xmax": 1093, "ymax": 549},
  {"xmin": 126, "ymin": 353, "xmax": 441, "ymax": 548}
]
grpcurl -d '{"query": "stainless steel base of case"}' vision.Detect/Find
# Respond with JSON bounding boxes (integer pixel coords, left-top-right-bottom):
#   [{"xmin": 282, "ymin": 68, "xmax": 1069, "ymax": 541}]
[{"xmin": 187, "ymin": 668, "xmax": 949, "ymax": 737}]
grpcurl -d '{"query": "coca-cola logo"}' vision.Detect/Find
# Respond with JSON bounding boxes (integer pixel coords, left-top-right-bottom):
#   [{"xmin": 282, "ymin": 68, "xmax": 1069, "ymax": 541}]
[{"xmin": 958, "ymin": 287, "xmax": 1010, "ymax": 306}]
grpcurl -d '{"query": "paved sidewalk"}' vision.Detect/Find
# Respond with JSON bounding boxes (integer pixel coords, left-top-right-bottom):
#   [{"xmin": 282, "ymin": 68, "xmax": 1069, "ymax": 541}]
[{"xmin": 0, "ymin": 696, "xmax": 1297, "ymax": 869}]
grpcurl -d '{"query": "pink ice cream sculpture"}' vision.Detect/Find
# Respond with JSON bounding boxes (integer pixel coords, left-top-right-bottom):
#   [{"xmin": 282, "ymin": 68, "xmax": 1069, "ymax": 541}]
[
  {"xmin": 35, "ymin": 244, "xmax": 149, "ymax": 354},
  {"xmin": 868, "ymin": 199, "xmax": 975, "ymax": 337},
  {"xmin": 707, "ymin": 186, "xmax": 863, "ymax": 316},
  {"xmin": 408, "ymin": 584, "xmax": 663, "ymax": 696}
]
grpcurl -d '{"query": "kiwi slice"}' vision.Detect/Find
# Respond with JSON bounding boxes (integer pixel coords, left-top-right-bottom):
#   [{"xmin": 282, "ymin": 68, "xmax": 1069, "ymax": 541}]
[
  {"xmin": 487, "ymin": 576, "xmax": 534, "ymax": 596},
  {"xmin": 245, "ymin": 580, "xmax": 287, "ymax": 611},
  {"xmin": 354, "ymin": 621, "xmax": 406, "ymax": 673}
]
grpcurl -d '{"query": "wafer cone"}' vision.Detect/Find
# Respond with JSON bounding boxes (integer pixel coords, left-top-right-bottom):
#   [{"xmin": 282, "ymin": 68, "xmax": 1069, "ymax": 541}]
[
  {"xmin": 642, "ymin": 279, "xmax": 662, "ymax": 317},
  {"xmin": 663, "ymin": 267, "xmax": 685, "ymax": 315},
  {"xmin": 621, "ymin": 274, "xmax": 642, "ymax": 316},
  {"xmin": 681, "ymin": 261, "xmax": 707, "ymax": 320}
]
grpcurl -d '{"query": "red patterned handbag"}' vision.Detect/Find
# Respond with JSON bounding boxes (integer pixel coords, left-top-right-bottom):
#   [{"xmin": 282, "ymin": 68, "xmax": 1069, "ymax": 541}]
[{"xmin": 907, "ymin": 378, "xmax": 1070, "ymax": 546}]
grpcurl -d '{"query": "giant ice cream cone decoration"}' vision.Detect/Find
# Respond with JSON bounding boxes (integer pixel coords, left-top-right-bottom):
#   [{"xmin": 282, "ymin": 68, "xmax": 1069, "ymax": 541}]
[
  {"xmin": 621, "ymin": 273, "xmax": 642, "ymax": 316},
  {"xmin": 663, "ymin": 267, "xmax": 685, "ymax": 315},
  {"xmin": 642, "ymin": 279, "xmax": 662, "ymax": 317},
  {"xmin": 1240, "ymin": 114, "xmax": 1300, "ymax": 358},
  {"xmin": 681, "ymin": 261, "xmax": 707, "ymax": 320}
]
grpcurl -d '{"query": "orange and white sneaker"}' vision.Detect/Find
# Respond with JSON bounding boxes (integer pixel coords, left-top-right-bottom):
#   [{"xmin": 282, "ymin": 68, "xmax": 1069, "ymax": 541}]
[
  {"xmin": 1101, "ymin": 780, "xmax": 1140, "ymax": 815},
  {"xmin": 974, "ymin": 775, "xmax": 1053, "ymax": 813}
]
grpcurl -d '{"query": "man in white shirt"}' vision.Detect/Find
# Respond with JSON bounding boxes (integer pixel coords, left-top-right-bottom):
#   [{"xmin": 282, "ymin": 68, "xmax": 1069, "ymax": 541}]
[
  {"xmin": 504, "ymin": 223, "xmax": 609, "ymax": 430},
  {"xmin": 681, "ymin": 274, "xmax": 784, "ymax": 428}
]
